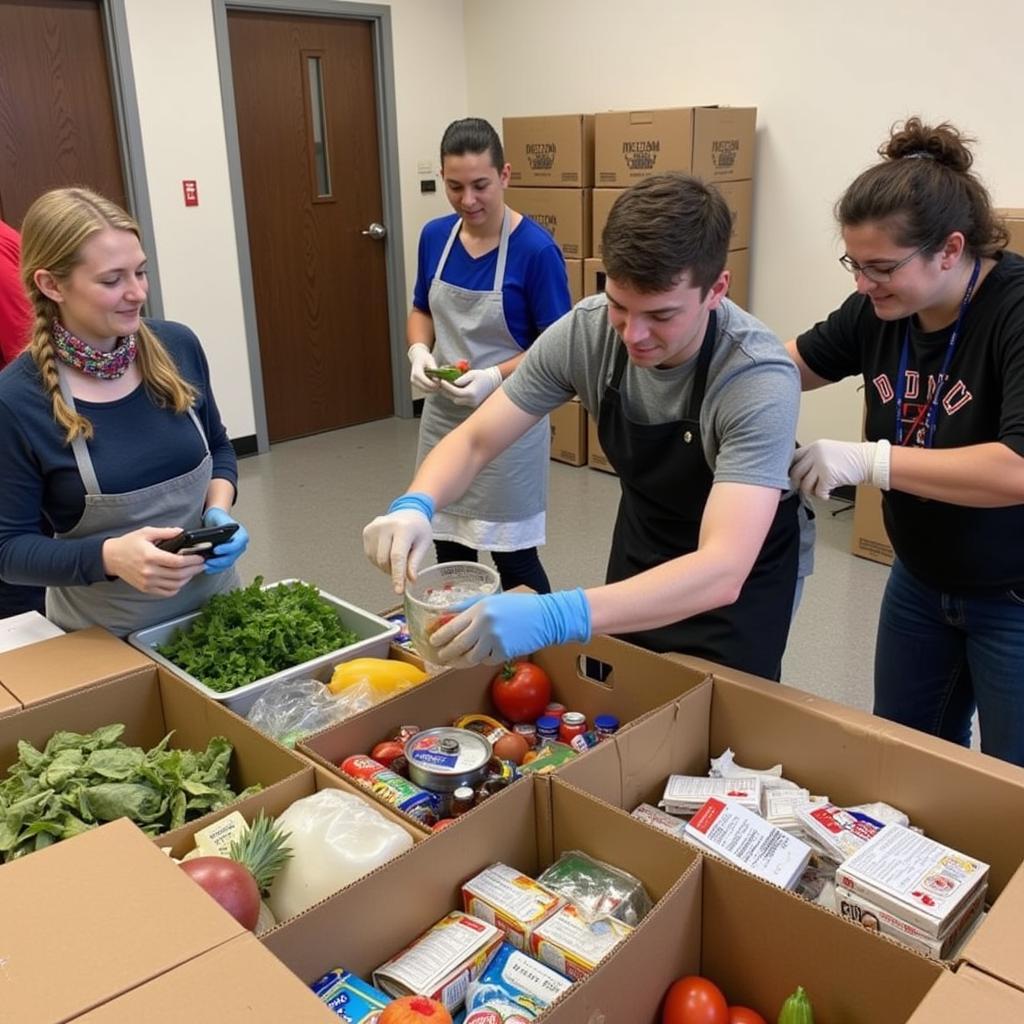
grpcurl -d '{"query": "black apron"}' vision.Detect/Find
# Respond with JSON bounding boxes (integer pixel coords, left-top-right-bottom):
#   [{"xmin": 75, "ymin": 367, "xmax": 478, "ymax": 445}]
[{"xmin": 598, "ymin": 312, "xmax": 799, "ymax": 679}]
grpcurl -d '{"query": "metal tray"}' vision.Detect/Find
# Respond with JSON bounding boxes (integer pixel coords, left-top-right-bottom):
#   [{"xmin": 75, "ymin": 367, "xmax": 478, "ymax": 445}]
[{"xmin": 127, "ymin": 579, "xmax": 399, "ymax": 717}]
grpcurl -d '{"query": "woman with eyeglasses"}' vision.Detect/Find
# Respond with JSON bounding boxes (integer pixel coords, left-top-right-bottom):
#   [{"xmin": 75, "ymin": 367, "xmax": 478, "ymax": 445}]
[{"xmin": 786, "ymin": 117, "xmax": 1024, "ymax": 766}]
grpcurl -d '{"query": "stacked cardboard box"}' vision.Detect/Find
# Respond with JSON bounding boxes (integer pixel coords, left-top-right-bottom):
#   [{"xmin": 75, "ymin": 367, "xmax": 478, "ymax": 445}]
[
  {"xmin": 504, "ymin": 114, "xmax": 595, "ymax": 469},
  {"xmin": 589, "ymin": 106, "xmax": 757, "ymax": 309}
]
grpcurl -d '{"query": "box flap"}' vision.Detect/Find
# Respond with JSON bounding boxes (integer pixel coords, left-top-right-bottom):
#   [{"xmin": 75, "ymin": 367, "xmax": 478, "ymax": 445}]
[
  {"xmin": 0, "ymin": 626, "xmax": 155, "ymax": 707},
  {"xmin": 70, "ymin": 933, "xmax": 337, "ymax": 1022},
  {"xmin": 960, "ymin": 858, "xmax": 1024, "ymax": 990},
  {"xmin": 0, "ymin": 819, "xmax": 244, "ymax": 1024},
  {"xmin": 0, "ymin": 681, "xmax": 20, "ymax": 718},
  {"xmin": 906, "ymin": 965, "xmax": 1024, "ymax": 1022}
]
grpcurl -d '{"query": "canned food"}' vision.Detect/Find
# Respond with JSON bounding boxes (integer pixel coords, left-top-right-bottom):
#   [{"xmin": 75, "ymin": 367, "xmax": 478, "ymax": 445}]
[
  {"xmin": 594, "ymin": 714, "xmax": 620, "ymax": 741},
  {"xmin": 340, "ymin": 755, "xmax": 439, "ymax": 825},
  {"xmin": 404, "ymin": 726, "xmax": 493, "ymax": 793},
  {"xmin": 544, "ymin": 702, "xmax": 567, "ymax": 719},
  {"xmin": 559, "ymin": 711, "xmax": 588, "ymax": 745},
  {"xmin": 513, "ymin": 722, "xmax": 538, "ymax": 748},
  {"xmin": 536, "ymin": 715, "xmax": 560, "ymax": 742}
]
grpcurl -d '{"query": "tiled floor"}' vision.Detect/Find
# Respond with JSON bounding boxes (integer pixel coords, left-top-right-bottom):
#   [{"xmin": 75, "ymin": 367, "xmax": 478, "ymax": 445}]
[{"xmin": 234, "ymin": 415, "xmax": 891, "ymax": 713}]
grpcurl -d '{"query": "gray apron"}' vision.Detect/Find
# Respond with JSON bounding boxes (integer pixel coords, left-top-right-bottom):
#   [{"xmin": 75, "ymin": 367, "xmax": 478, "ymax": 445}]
[
  {"xmin": 46, "ymin": 366, "xmax": 240, "ymax": 636},
  {"xmin": 416, "ymin": 210, "xmax": 548, "ymax": 522}
]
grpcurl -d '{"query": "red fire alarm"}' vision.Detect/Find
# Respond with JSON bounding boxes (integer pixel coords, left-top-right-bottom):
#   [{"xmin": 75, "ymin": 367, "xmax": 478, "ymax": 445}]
[{"xmin": 182, "ymin": 180, "xmax": 199, "ymax": 207}]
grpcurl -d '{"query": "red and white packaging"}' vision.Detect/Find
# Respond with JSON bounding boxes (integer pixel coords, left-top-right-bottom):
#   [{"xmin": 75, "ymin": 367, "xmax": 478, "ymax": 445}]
[
  {"xmin": 836, "ymin": 824, "xmax": 989, "ymax": 938},
  {"xmin": 684, "ymin": 797, "xmax": 811, "ymax": 890}
]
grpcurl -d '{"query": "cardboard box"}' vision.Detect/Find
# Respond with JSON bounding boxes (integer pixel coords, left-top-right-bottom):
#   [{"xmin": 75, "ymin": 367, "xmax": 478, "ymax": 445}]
[
  {"xmin": 595, "ymin": 106, "xmax": 756, "ymax": 186},
  {"xmin": 0, "ymin": 662, "xmax": 312, "ymax": 859},
  {"xmin": 567, "ymin": 659, "xmax": 1024, "ymax": 982},
  {"xmin": 298, "ymin": 635, "xmax": 709, "ymax": 827},
  {"xmin": 593, "ymin": 182, "xmax": 751, "ymax": 255},
  {"xmin": 72, "ymin": 933, "xmax": 338, "ymax": 1023},
  {"xmin": 503, "ymin": 113, "xmax": 594, "ymax": 188},
  {"xmin": 0, "ymin": 609, "xmax": 64, "ymax": 654},
  {"xmin": 852, "ymin": 483, "xmax": 894, "ymax": 565},
  {"xmin": 997, "ymin": 207, "xmax": 1024, "ymax": 254},
  {"xmin": 0, "ymin": 681, "xmax": 19, "ymax": 718},
  {"xmin": 714, "ymin": 178, "xmax": 753, "ymax": 251},
  {"xmin": 564, "ymin": 257, "xmax": 583, "ymax": 306},
  {"xmin": 266, "ymin": 777, "xmax": 945, "ymax": 1023},
  {"xmin": 587, "ymin": 414, "xmax": 616, "ymax": 474},
  {"xmin": 0, "ymin": 625, "xmax": 153, "ymax": 707},
  {"xmin": 550, "ymin": 397, "xmax": 587, "ymax": 466},
  {"xmin": 591, "ymin": 188, "xmax": 623, "ymax": 258},
  {"xmin": 264, "ymin": 778, "xmax": 700, "ymax": 1008},
  {"xmin": 725, "ymin": 248, "xmax": 750, "ymax": 309},
  {"xmin": 507, "ymin": 187, "xmax": 592, "ymax": 258},
  {"xmin": 0, "ymin": 818, "xmax": 245, "ymax": 1024},
  {"xmin": 583, "ymin": 256, "xmax": 606, "ymax": 297},
  {"xmin": 905, "ymin": 965, "xmax": 1024, "ymax": 1022}
]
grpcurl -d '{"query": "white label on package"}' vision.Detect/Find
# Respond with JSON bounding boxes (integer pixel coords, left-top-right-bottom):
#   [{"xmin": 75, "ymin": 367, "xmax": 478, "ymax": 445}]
[
  {"xmin": 836, "ymin": 824, "xmax": 989, "ymax": 936},
  {"xmin": 534, "ymin": 907, "xmax": 630, "ymax": 965},
  {"xmin": 377, "ymin": 914, "xmax": 499, "ymax": 994},
  {"xmin": 464, "ymin": 864, "xmax": 561, "ymax": 924},
  {"xmin": 660, "ymin": 775, "xmax": 763, "ymax": 812},
  {"xmin": 685, "ymin": 797, "xmax": 811, "ymax": 890},
  {"xmin": 498, "ymin": 949, "xmax": 573, "ymax": 1003}
]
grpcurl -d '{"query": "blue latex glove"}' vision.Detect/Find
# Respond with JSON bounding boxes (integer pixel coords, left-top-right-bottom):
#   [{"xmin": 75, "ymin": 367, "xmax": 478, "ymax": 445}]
[
  {"xmin": 428, "ymin": 588, "xmax": 592, "ymax": 666},
  {"xmin": 202, "ymin": 506, "xmax": 249, "ymax": 574}
]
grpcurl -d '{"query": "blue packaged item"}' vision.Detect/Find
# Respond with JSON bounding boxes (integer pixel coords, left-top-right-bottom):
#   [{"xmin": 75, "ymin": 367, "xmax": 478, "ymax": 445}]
[
  {"xmin": 462, "ymin": 941, "xmax": 572, "ymax": 1022},
  {"xmin": 312, "ymin": 968, "xmax": 392, "ymax": 1022}
]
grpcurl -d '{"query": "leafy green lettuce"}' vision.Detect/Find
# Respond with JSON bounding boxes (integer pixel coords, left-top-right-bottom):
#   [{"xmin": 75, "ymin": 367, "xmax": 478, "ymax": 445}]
[
  {"xmin": 0, "ymin": 724, "xmax": 259, "ymax": 862},
  {"xmin": 156, "ymin": 577, "xmax": 357, "ymax": 693}
]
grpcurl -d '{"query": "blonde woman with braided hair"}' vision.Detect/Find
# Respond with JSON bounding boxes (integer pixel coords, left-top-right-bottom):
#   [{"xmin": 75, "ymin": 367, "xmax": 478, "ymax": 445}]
[{"xmin": 0, "ymin": 187, "xmax": 248, "ymax": 635}]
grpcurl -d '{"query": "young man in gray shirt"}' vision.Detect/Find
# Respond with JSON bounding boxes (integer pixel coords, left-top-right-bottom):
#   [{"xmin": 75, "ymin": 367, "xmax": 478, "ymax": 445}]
[{"xmin": 364, "ymin": 173, "xmax": 802, "ymax": 678}]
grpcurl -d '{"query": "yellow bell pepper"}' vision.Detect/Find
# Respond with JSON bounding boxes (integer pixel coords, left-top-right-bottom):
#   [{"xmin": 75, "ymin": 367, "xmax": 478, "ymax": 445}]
[{"xmin": 327, "ymin": 657, "xmax": 427, "ymax": 696}]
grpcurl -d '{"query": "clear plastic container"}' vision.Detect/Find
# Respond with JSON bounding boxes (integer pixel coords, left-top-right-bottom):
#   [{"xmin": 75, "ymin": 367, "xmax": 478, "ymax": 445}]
[{"xmin": 404, "ymin": 562, "xmax": 500, "ymax": 668}]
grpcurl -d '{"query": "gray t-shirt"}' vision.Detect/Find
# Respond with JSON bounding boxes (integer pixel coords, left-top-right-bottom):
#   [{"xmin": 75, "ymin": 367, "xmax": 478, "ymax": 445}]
[{"xmin": 503, "ymin": 293, "xmax": 800, "ymax": 491}]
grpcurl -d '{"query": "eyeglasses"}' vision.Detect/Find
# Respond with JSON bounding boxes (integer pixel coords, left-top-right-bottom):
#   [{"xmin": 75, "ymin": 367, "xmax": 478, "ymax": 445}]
[{"xmin": 838, "ymin": 245, "xmax": 928, "ymax": 283}]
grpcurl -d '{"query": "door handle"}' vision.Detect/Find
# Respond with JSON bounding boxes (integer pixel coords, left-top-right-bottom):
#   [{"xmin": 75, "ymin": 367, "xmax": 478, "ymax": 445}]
[{"xmin": 361, "ymin": 222, "xmax": 387, "ymax": 240}]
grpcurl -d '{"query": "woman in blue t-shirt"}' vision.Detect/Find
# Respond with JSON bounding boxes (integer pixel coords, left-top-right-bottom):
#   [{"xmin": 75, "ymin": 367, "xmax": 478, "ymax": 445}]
[
  {"xmin": 397, "ymin": 118, "xmax": 572, "ymax": 593},
  {"xmin": 0, "ymin": 188, "xmax": 248, "ymax": 636}
]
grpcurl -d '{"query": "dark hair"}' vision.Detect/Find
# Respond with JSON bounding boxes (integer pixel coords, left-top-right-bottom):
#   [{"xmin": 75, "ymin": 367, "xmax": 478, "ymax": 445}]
[
  {"xmin": 439, "ymin": 117, "xmax": 504, "ymax": 170},
  {"xmin": 602, "ymin": 173, "xmax": 732, "ymax": 295},
  {"xmin": 837, "ymin": 116, "xmax": 1007, "ymax": 257}
]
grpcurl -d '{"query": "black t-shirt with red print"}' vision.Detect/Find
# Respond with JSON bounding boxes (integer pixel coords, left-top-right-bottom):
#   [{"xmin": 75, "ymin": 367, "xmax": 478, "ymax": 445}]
[{"xmin": 796, "ymin": 251, "xmax": 1024, "ymax": 592}]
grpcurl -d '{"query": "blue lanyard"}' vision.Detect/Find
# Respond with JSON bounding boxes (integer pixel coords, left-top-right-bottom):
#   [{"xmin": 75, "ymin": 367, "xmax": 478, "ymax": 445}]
[{"xmin": 894, "ymin": 257, "xmax": 981, "ymax": 447}]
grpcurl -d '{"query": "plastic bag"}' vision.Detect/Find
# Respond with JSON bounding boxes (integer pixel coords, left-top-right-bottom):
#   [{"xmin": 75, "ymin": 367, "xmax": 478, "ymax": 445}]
[
  {"xmin": 246, "ymin": 678, "xmax": 350, "ymax": 747},
  {"xmin": 266, "ymin": 789, "xmax": 414, "ymax": 921},
  {"xmin": 247, "ymin": 670, "xmax": 420, "ymax": 747},
  {"xmin": 537, "ymin": 850, "xmax": 652, "ymax": 926}
]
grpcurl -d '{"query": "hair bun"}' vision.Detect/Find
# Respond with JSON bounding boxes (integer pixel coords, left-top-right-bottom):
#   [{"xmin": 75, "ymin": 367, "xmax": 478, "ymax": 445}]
[{"xmin": 881, "ymin": 116, "xmax": 974, "ymax": 173}]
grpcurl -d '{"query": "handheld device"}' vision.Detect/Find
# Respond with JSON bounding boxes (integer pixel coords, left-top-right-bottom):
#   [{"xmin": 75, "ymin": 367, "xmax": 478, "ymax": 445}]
[{"xmin": 156, "ymin": 523, "xmax": 239, "ymax": 557}]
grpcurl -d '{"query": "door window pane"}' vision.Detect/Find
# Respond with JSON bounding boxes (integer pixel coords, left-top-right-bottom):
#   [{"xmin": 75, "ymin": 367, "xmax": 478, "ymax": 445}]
[{"xmin": 306, "ymin": 55, "xmax": 331, "ymax": 197}]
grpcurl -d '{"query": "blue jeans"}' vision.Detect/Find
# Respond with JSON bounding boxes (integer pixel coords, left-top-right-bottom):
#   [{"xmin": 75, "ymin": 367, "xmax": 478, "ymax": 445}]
[{"xmin": 874, "ymin": 559, "xmax": 1024, "ymax": 766}]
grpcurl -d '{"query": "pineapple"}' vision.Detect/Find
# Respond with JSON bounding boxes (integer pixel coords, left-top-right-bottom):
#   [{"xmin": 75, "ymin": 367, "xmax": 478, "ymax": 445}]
[{"xmin": 228, "ymin": 812, "xmax": 293, "ymax": 896}]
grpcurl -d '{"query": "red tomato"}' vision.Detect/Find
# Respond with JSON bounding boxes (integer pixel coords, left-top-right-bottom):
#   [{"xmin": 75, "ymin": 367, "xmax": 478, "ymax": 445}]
[
  {"xmin": 728, "ymin": 1008, "xmax": 767, "ymax": 1024},
  {"xmin": 662, "ymin": 976, "xmax": 729, "ymax": 1024},
  {"xmin": 490, "ymin": 661, "xmax": 552, "ymax": 723},
  {"xmin": 371, "ymin": 740, "xmax": 405, "ymax": 767}
]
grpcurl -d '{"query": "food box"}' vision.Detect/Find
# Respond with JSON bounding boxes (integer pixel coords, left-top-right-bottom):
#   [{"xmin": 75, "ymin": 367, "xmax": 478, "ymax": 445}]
[
  {"xmin": 461, "ymin": 862, "xmax": 565, "ymax": 949},
  {"xmin": 128, "ymin": 579, "xmax": 398, "ymax": 716}
]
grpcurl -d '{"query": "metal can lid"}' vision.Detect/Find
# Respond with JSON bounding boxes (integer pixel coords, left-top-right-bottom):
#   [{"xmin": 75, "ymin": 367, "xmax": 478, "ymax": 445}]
[
  {"xmin": 545, "ymin": 703, "xmax": 567, "ymax": 714},
  {"xmin": 453, "ymin": 786, "xmax": 475, "ymax": 800},
  {"xmin": 404, "ymin": 727, "xmax": 492, "ymax": 776},
  {"xmin": 513, "ymin": 723, "xmax": 537, "ymax": 735},
  {"xmin": 536, "ymin": 715, "xmax": 560, "ymax": 731},
  {"xmin": 595, "ymin": 714, "xmax": 620, "ymax": 731},
  {"xmin": 561, "ymin": 712, "xmax": 586, "ymax": 726}
]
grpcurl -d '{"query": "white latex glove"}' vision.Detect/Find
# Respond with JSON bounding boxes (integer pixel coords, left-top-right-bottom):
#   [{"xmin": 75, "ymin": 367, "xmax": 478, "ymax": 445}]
[
  {"xmin": 438, "ymin": 366, "xmax": 503, "ymax": 408},
  {"xmin": 408, "ymin": 343, "xmax": 439, "ymax": 392},
  {"xmin": 362, "ymin": 509, "xmax": 433, "ymax": 593},
  {"xmin": 790, "ymin": 439, "xmax": 891, "ymax": 499}
]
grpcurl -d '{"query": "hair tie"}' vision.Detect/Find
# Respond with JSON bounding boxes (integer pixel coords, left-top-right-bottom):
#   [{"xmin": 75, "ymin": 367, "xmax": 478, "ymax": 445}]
[{"xmin": 904, "ymin": 150, "xmax": 937, "ymax": 161}]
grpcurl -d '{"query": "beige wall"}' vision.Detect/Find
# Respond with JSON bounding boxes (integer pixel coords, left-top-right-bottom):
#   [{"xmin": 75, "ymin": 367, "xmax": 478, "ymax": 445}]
[
  {"xmin": 122, "ymin": 0, "xmax": 467, "ymax": 440},
  {"xmin": 463, "ymin": 0, "xmax": 1024, "ymax": 442}
]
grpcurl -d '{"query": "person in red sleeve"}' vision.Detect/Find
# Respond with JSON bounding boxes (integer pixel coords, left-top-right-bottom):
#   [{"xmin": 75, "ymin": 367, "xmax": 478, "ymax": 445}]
[
  {"xmin": 0, "ymin": 216, "xmax": 45, "ymax": 617},
  {"xmin": 0, "ymin": 217, "xmax": 32, "ymax": 368}
]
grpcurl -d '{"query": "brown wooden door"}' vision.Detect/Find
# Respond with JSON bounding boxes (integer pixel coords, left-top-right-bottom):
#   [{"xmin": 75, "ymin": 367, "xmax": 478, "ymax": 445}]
[
  {"xmin": 228, "ymin": 11, "xmax": 393, "ymax": 442},
  {"xmin": 0, "ymin": 0, "xmax": 127, "ymax": 224}
]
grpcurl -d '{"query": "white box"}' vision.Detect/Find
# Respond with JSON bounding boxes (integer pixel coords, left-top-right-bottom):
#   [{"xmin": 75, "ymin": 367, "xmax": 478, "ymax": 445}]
[{"xmin": 836, "ymin": 824, "xmax": 990, "ymax": 938}]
